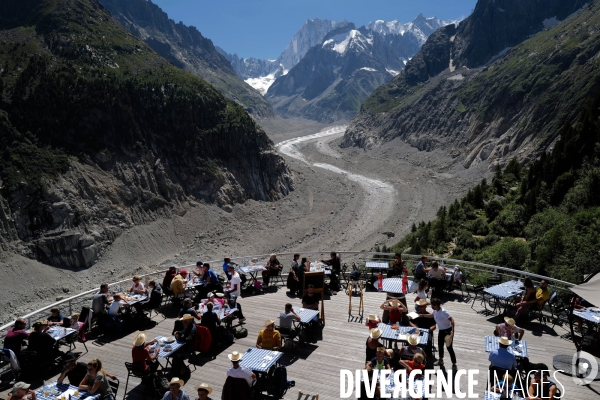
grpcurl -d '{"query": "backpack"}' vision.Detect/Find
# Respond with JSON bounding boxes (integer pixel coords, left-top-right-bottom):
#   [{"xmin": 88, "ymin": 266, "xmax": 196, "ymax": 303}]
[
  {"xmin": 253, "ymin": 280, "xmax": 262, "ymax": 290},
  {"xmin": 234, "ymin": 327, "xmax": 248, "ymax": 339},
  {"xmin": 218, "ymin": 325, "xmax": 235, "ymax": 345},
  {"xmin": 269, "ymin": 366, "xmax": 295, "ymax": 398},
  {"xmin": 150, "ymin": 376, "xmax": 169, "ymax": 399}
]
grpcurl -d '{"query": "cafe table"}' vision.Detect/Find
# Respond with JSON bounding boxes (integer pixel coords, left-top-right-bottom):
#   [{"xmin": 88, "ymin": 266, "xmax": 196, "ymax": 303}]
[
  {"xmin": 485, "ymin": 335, "xmax": 528, "ymax": 358},
  {"xmin": 36, "ymin": 381, "xmax": 100, "ymax": 400}
]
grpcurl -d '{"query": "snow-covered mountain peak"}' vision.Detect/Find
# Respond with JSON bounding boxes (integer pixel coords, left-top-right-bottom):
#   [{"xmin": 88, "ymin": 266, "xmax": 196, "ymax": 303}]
[{"xmin": 323, "ymin": 30, "xmax": 373, "ymax": 55}]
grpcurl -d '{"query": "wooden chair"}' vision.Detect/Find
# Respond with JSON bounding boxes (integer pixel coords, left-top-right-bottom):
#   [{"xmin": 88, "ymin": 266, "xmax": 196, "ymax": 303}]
[{"xmin": 297, "ymin": 390, "xmax": 319, "ymax": 400}]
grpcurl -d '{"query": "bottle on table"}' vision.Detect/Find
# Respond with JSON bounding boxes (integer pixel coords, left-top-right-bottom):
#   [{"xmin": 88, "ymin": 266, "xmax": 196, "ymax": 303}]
[{"xmin": 378, "ymin": 272, "xmax": 383, "ymax": 291}]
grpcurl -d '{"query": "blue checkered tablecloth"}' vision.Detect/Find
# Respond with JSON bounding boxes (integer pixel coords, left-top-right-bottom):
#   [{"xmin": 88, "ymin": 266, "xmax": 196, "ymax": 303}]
[
  {"xmin": 239, "ymin": 348, "xmax": 282, "ymax": 373},
  {"xmin": 485, "ymin": 335, "xmax": 528, "ymax": 358},
  {"xmin": 153, "ymin": 336, "xmax": 184, "ymax": 358},
  {"xmin": 309, "ymin": 264, "xmax": 331, "ymax": 275},
  {"xmin": 292, "ymin": 306, "xmax": 320, "ymax": 323},
  {"xmin": 573, "ymin": 308, "xmax": 600, "ymax": 324},
  {"xmin": 239, "ymin": 264, "xmax": 266, "ymax": 274},
  {"xmin": 377, "ymin": 323, "xmax": 428, "ymax": 345},
  {"xmin": 48, "ymin": 327, "xmax": 77, "ymax": 341},
  {"xmin": 484, "ymin": 390, "xmax": 525, "ymax": 400},
  {"xmin": 484, "ymin": 280, "xmax": 523, "ymax": 300},
  {"xmin": 36, "ymin": 382, "xmax": 100, "ymax": 400},
  {"xmin": 365, "ymin": 261, "xmax": 389, "ymax": 270},
  {"xmin": 381, "ymin": 278, "xmax": 417, "ymax": 293}
]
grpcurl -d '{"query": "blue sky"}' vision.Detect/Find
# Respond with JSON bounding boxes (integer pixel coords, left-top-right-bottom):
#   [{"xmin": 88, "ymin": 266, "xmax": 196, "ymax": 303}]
[{"xmin": 153, "ymin": 0, "xmax": 478, "ymax": 59}]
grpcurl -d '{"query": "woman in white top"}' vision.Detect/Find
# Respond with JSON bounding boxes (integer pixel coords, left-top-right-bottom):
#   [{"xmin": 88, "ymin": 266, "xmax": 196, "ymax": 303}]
[
  {"xmin": 414, "ymin": 279, "xmax": 428, "ymax": 311},
  {"xmin": 130, "ymin": 276, "xmax": 146, "ymax": 295}
]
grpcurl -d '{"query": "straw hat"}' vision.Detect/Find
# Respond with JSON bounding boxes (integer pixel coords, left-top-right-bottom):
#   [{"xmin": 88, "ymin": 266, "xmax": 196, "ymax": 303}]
[
  {"xmin": 263, "ymin": 318, "xmax": 276, "ymax": 328},
  {"xmin": 407, "ymin": 334, "xmax": 419, "ymax": 346},
  {"xmin": 33, "ymin": 320, "xmax": 49, "ymax": 327},
  {"xmin": 390, "ymin": 300, "xmax": 400, "ymax": 307},
  {"xmin": 416, "ymin": 299, "xmax": 430, "ymax": 306},
  {"xmin": 370, "ymin": 328, "xmax": 382, "ymax": 339},
  {"xmin": 367, "ymin": 314, "xmax": 378, "ymax": 322},
  {"xmin": 504, "ymin": 316, "xmax": 516, "ymax": 326},
  {"xmin": 228, "ymin": 351, "xmax": 243, "ymax": 362},
  {"xmin": 214, "ymin": 292, "xmax": 225, "ymax": 298},
  {"xmin": 270, "ymin": 253, "xmax": 277, "ymax": 257},
  {"xmin": 180, "ymin": 314, "xmax": 195, "ymax": 322},
  {"xmin": 168, "ymin": 377, "xmax": 184, "ymax": 387},
  {"xmin": 133, "ymin": 332, "xmax": 147, "ymax": 346},
  {"xmin": 498, "ymin": 336, "xmax": 512, "ymax": 346},
  {"xmin": 194, "ymin": 383, "xmax": 212, "ymax": 394}
]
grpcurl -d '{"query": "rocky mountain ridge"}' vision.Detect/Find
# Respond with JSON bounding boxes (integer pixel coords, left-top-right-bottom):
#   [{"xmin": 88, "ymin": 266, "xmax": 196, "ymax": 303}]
[
  {"xmin": 0, "ymin": 0, "xmax": 293, "ymax": 268},
  {"xmin": 264, "ymin": 15, "xmax": 454, "ymax": 122},
  {"xmin": 342, "ymin": 0, "xmax": 592, "ymax": 168},
  {"xmin": 98, "ymin": 0, "xmax": 274, "ymax": 118}
]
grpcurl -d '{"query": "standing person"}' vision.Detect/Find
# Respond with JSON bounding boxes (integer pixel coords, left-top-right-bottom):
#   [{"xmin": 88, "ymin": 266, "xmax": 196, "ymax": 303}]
[
  {"xmin": 320, "ymin": 252, "xmax": 341, "ymax": 294},
  {"xmin": 225, "ymin": 265, "xmax": 245, "ymax": 321},
  {"xmin": 4, "ymin": 318, "xmax": 30, "ymax": 358},
  {"xmin": 78, "ymin": 359, "xmax": 116, "ymax": 398},
  {"xmin": 390, "ymin": 253, "xmax": 404, "ymax": 277},
  {"xmin": 262, "ymin": 254, "xmax": 281, "ymax": 288},
  {"xmin": 414, "ymin": 255, "xmax": 430, "ymax": 281},
  {"xmin": 287, "ymin": 254, "xmax": 300, "ymax": 295},
  {"xmin": 418, "ymin": 298, "xmax": 457, "ymax": 371},
  {"xmin": 162, "ymin": 378, "xmax": 190, "ymax": 400},
  {"xmin": 296, "ymin": 257, "xmax": 309, "ymax": 296}
]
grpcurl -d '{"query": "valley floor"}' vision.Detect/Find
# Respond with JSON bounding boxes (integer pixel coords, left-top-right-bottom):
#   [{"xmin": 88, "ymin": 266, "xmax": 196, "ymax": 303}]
[{"xmin": 0, "ymin": 117, "xmax": 489, "ymax": 324}]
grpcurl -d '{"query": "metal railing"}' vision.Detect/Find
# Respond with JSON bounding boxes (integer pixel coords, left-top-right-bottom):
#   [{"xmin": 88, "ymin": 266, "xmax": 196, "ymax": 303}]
[{"xmin": 0, "ymin": 251, "xmax": 576, "ymax": 334}]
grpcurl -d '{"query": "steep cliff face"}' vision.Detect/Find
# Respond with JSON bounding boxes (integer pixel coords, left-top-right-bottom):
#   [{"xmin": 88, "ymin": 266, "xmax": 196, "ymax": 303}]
[
  {"xmin": 0, "ymin": 0, "xmax": 293, "ymax": 268},
  {"xmin": 98, "ymin": 0, "xmax": 274, "ymax": 118},
  {"xmin": 343, "ymin": 0, "xmax": 594, "ymax": 167}
]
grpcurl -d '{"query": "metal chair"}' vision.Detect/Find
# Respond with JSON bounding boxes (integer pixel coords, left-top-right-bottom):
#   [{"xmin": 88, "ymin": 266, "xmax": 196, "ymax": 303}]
[
  {"xmin": 124, "ymin": 362, "xmax": 151, "ymax": 399},
  {"xmin": 297, "ymin": 390, "xmax": 319, "ymax": 400},
  {"xmin": 107, "ymin": 377, "xmax": 120, "ymax": 400}
]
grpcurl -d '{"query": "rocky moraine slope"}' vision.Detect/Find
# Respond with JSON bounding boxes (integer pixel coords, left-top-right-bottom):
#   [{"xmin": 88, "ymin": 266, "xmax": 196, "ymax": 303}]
[
  {"xmin": 0, "ymin": 0, "xmax": 292, "ymax": 269},
  {"xmin": 342, "ymin": 0, "xmax": 593, "ymax": 168}
]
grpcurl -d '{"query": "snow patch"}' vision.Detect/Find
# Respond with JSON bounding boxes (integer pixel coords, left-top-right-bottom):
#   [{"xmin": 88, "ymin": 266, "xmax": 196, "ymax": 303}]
[
  {"xmin": 245, "ymin": 72, "xmax": 277, "ymax": 95},
  {"xmin": 360, "ymin": 67, "xmax": 377, "ymax": 72},
  {"xmin": 386, "ymin": 68, "xmax": 400, "ymax": 76},
  {"xmin": 485, "ymin": 47, "xmax": 511, "ymax": 65},
  {"xmin": 498, "ymin": 7, "xmax": 506, "ymax": 12},
  {"xmin": 447, "ymin": 74, "xmax": 464, "ymax": 81},
  {"xmin": 323, "ymin": 30, "xmax": 373, "ymax": 55}
]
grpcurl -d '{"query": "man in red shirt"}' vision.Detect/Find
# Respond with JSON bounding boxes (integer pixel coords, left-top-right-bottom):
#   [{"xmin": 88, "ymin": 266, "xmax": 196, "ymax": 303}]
[
  {"xmin": 131, "ymin": 332, "xmax": 160, "ymax": 375},
  {"xmin": 4, "ymin": 318, "xmax": 29, "ymax": 358}
]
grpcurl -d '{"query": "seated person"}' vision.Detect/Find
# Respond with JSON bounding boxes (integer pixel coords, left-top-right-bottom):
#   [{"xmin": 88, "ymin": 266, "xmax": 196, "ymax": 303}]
[
  {"xmin": 196, "ymin": 383, "xmax": 213, "ymax": 400},
  {"xmin": 496, "ymin": 317, "xmax": 524, "ymax": 340},
  {"xmin": 489, "ymin": 337, "xmax": 517, "ymax": 371},
  {"xmin": 108, "ymin": 294, "xmax": 129, "ymax": 331},
  {"xmin": 428, "ymin": 261, "xmax": 447, "ymax": 293},
  {"xmin": 366, "ymin": 347, "xmax": 390, "ymax": 371},
  {"xmin": 170, "ymin": 270, "xmax": 189, "ymax": 298},
  {"xmin": 386, "ymin": 348, "xmax": 401, "ymax": 371},
  {"xmin": 380, "ymin": 299, "xmax": 411, "ymax": 326},
  {"xmin": 47, "ymin": 308, "xmax": 64, "ymax": 327},
  {"xmin": 130, "ymin": 275, "xmax": 147, "ymax": 295},
  {"xmin": 302, "ymin": 284, "xmax": 320, "ymax": 310},
  {"xmin": 178, "ymin": 298, "xmax": 200, "ymax": 319},
  {"xmin": 493, "ymin": 373, "xmax": 520, "ymax": 397},
  {"xmin": 69, "ymin": 313, "xmax": 84, "ymax": 331},
  {"xmin": 57, "ymin": 354, "xmax": 88, "ymax": 385},
  {"xmin": 134, "ymin": 280, "xmax": 163, "ymax": 316},
  {"xmin": 7, "ymin": 382, "xmax": 37, "ymax": 400},
  {"xmin": 262, "ymin": 254, "xmax": 281, "ymax": 288},
  {"xmin": 91, "ymin": 283, "xmax": 113, "ymax": 316},
  {"xmin": 452, "ymin": 266, "xmax": 463, "ymax": 288},
  {"xmin": 175, "ymin": 314, "xmax": 197, "ymax": 353},
  {"xmin": 28, "ymin": 320, "xmax": 56, "ymax": 358},
  {"xmin": 4, "ymin": 318, "xmax": 30, "ymax": 358},
  {"xmin": 411, "ymin": 300, "xmax": 436, "ymax": 355},
  {"xmin": 194, "ymin": 260, "xmax": 205, "ymax": 279},
  {"xmin": 527, "ymin": 370, "xmax": 558, "ymax": 400},
  {"xmin": 414, "ymin": 280, "xmax": 429, "ymax": 311},
  {"xmin": 226, "ymin": 351, "xmax": 256, "ymax": 386},
  {"xmin": 200, "ymin": 302, "xmax": 219, "ymax": 340},
  {"xmin": 162, "ymin": 266, "xmax": 177, "ymax": 293},
  {"xmin": 365, "ymin": 314, "xmax": 380, "ymax": 330},
  {"xmin": 400, "ymin": 353, "xmax": 425, "ymax": 376},
  {"xmin": 223, "ymin": 257, "xmax": 238, "ymax": 281},
  {"xmin": 414, "ymin": 255, "xmax": 430, "ymax": 281},
  {"xmin": 256, "ymin": 319, "xmax": 282, "ymax": 350},
  {"xmin": 279, "ymin": 303, "xmax": 301, "ymax": 334},
  {"xmin": 366, "ymin": 328, "xmax": 383, "ymax": 363},
  {"xmin": 131, "ymin": 332, "xmax": 160, "ymax": 375},
  {"xmin": 227, "ymin": 294, "xmax": 245, "ymax": 322},
  {"xmin": 399, "ymin": 334, "xmax": 426, "ymax": 360},
  {"xmin": 78, "ymin": 359, "xmax": 116, "ymax": 398}
]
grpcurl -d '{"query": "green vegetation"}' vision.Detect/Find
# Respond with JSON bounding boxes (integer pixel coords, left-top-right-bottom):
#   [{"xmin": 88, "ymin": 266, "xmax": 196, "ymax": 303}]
[
  {"xmin": 0, "ymin": 0, "xmax": 268, "ymax": 199},
  {"xmin": 392, "ymin": 94, "xmax": 600, "ymax": 284}
]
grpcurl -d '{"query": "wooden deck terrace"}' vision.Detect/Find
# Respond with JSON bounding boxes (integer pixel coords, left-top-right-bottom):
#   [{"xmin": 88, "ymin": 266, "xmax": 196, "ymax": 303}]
[{"xmin": 2, "ymin": 284, "xmax": 599, "ymax": 400}]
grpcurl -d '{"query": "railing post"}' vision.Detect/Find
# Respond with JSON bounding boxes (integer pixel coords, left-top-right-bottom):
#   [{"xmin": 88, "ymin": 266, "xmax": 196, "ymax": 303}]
[
  {"xmin": 27, "ymin": 316, "xmax": 31, "ymax": 329},
  {"xmin": 493, "ymin": 267, "xmax": 498, "ymax": 278},
  {"xmin": 68, "ymin": 300, "xmax": 72, "ymax": 316}
]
